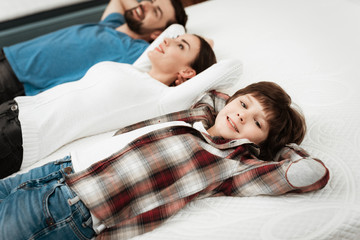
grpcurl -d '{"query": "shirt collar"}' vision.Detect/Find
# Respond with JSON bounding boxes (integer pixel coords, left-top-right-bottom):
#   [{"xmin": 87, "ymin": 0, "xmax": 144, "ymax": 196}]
[{"xmin": 192, "ymin": 121, "xmax": 260, "ymax": 155}]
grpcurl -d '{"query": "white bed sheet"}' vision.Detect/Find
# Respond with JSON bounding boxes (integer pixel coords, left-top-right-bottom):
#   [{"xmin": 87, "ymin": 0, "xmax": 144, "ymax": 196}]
[{"xmin": 11, "ymin": 0, "xmax": 360, "ymax": 239}]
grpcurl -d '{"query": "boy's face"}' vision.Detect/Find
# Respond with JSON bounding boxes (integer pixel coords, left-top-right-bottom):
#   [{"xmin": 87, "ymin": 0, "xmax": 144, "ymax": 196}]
[{"xmin": 207, "ymin": 94, "xmax": 270, "ymax": 145}]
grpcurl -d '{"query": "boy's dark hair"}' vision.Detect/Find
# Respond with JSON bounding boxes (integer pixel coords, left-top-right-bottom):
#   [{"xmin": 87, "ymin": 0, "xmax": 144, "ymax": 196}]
[
  {"xmin": 167, "ymin": 0, "xmax": 188, "ymax": 28},
  {"xmin": 190, "ymin": 35, "xmax": 217, "ymax": 75},
  {"xmin": 226, "ymin": 81, "xmax": 306, "ymax": 160}
]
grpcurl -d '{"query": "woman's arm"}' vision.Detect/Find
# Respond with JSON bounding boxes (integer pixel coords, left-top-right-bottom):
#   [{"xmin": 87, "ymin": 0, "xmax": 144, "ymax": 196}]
[{"xmin": 158, "ymin": 59, "xmax": 243, "ymax": 115}]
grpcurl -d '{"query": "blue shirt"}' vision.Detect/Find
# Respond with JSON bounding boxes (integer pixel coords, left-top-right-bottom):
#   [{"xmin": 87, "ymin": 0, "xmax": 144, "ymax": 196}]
[{"xmin": 3, "ymin": 13, "xmax": 149, "ymax": 95}]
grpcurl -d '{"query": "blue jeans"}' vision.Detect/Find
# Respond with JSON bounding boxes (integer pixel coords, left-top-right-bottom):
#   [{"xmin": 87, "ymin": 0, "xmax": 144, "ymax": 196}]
[{"xmin": 0, "ymin": 156, "xmax": 96, "ymax": 240}]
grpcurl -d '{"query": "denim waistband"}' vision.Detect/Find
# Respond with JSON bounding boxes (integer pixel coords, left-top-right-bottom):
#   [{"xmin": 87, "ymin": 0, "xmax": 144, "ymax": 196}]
[{"xmin": 56, "ymin": 158, "xmax": 90, "ymax": 214}]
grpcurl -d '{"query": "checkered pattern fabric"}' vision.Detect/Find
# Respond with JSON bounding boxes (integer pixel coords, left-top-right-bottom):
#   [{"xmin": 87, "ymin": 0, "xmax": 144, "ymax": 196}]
[{"xmin": 66, "ymin": 91, "xmax": 329, "ymax": 240}]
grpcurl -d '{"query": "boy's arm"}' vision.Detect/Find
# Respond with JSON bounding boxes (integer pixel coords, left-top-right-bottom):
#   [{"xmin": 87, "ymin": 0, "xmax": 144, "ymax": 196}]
[
  {"xmin": 217, "ymin": 144, "xmax": 330, "ymax": 197},
  {"xmin": 101, "ymin": 0, "xmax": 139, "ymax": 20},
  {"xmin": 275, "ymin": 143, "xmax": 330, "ymax": 193}
]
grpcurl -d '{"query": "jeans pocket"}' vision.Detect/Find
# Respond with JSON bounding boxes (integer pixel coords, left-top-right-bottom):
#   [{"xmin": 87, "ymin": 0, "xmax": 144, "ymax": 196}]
[
  {"xmin": 1, "ymin": 175, "xmax": 67, "ymax": 240},
  {"xmin": 44, "ymin": 183, "xmax": 71, "ymax": 224},
  {"xmin": 2, "ymin": 165, "xmax": 94, "ymax": 240},
  {"xmin": 44, "ymin": 184, "xmax": 95, "ymax": 240}
]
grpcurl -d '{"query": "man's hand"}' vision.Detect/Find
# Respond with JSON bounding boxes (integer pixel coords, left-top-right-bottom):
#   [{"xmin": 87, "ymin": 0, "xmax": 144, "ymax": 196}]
[{"xmin": 101, "ymin": 0, "xmax": 139, "ymax": 20}]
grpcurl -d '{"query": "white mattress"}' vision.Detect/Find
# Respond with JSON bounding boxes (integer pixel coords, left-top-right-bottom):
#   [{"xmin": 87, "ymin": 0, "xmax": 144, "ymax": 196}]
[
  {"xmin": 0, "ymin": 0, "xmax": 89, "ymax": 22},
  {"xmin": 135, "ymin": 0, "xmax": 360, "ymax": 239},
  {"xmin": 11, "ymin": 0, "xmax": 360, "ymax": 239}
]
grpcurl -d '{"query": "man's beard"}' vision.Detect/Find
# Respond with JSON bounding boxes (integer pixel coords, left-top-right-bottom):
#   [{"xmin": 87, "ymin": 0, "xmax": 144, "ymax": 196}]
[{"xmin": 124, "ymin": 6, "xmax": 153, "ymax": 35}]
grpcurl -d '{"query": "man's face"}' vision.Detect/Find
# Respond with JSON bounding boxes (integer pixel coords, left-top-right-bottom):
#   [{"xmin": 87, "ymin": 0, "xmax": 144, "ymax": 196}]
[{"xmin": 125, "ymin": 0, "xmax": 176, "ymax": 34}]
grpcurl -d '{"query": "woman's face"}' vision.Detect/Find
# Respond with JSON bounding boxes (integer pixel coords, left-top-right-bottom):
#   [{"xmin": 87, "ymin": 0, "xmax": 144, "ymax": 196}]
[
  {"xmin": 148, "ymin": 34, "xmax": 200, "ymax": 76},
  {"xmin": 207, "ymin": 94, "xmax": 270, "ymax": 145}
]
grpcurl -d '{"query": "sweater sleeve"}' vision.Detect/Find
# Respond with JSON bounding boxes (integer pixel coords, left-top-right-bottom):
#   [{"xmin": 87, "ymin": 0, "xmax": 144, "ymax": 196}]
[{"xmin": 158, "ymin": 59, "xmax": 242, "ymax": 115}]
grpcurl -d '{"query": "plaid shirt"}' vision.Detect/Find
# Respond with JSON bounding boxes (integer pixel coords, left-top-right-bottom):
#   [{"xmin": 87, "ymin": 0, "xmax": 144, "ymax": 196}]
[{"xmin": 65, "ymin": 91, "xmax": 329, "ymax": 240}]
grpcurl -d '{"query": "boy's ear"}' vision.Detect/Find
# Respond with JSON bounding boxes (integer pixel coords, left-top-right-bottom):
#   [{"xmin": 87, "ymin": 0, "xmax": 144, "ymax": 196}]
[{"xmin": 150, "ymin": 30, "xmax": 162, "ymax": 41}]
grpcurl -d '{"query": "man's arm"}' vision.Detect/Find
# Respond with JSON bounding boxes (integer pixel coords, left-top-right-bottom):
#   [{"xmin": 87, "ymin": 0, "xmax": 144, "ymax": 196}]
[{"xmin": 101, "ymin": 0, "xmax": 139, "ymax": 20}]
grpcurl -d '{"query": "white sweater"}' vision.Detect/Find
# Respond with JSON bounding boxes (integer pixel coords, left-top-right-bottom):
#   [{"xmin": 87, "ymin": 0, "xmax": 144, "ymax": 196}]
[
  {"xmin": 16, "ymin": 62, "xmax": 170, "ymax": 168},
  {"xmin": 16, "ymin": 60, "xmax": 242, "ymax": 169}
]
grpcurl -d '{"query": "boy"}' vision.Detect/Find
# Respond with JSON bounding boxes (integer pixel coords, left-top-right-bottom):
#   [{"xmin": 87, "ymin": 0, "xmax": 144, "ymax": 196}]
[{"xmin": 0, "ymin": 81, "xmax": 329, "ymax": 240}]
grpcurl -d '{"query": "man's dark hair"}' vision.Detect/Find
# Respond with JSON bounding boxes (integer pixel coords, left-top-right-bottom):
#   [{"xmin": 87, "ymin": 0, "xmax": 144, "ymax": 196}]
[{"xmin": 168, "ymin": 0, "xmax": 188, "ymax": 28}]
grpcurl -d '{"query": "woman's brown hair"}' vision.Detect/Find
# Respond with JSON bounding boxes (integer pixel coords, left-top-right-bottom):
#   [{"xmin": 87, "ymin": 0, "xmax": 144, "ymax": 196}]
[
  {"xmin": 227, "ymin": 81, "xmax": 306, "ymax": 160},
  {"xmin": 190, "ymin": 35, "xmax": 217, "ymax": 75}
]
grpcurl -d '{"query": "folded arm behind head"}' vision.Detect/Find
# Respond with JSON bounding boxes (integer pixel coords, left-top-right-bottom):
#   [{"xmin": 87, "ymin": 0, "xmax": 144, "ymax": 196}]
[
  {"xmin": 174, "ymin": 35, "xmax": 217, "ymax": 86},
  {"xmin": 101, "ymin": 0, "xmax": 139, "ymax": 20},
  {"xmin": 102, "ymin": 0, "xmax": 187, "ymax": 36}
]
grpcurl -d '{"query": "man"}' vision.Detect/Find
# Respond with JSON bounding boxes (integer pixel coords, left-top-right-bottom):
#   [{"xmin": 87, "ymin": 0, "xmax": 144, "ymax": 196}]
[{"xmin": 0, "ymin": 0, "xmax": 187, "ymax": 101}]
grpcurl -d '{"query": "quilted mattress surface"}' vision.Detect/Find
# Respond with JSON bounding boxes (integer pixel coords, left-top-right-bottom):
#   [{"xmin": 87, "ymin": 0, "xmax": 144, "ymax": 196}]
[
  {"xmin": 137, "ymin": 0, "xmax": 360, "ymax": 239},
  {"xmin": 6, "ymin": 0, "xmax": 360, "ymax": 239}
]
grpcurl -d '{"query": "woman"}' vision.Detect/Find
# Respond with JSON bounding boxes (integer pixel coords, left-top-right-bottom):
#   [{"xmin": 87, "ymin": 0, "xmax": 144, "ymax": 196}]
[{"xmin": 0, "ymin": 33, "xmax": 217, "ymax": 178}]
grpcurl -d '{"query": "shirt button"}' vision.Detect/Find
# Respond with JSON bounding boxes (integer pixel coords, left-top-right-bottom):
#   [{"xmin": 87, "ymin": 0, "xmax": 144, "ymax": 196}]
[{"xmin": 11, "ymin": 104, "xmax": 18, "ymax": 111}]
